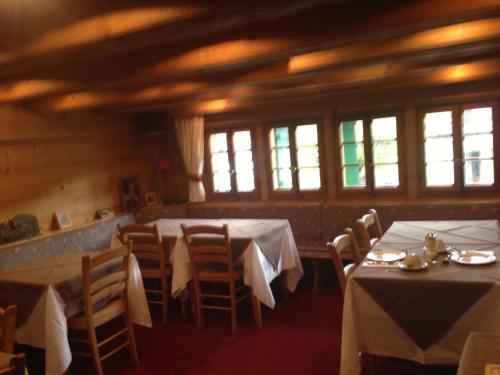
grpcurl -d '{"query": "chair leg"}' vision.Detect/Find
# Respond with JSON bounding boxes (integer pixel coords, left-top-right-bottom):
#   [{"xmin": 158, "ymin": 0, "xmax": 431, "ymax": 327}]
[
  {"xmin": 194, "ymin": 280, "xmax": 203, "ymax": 329},
  {"xmin": 250, "ymin": 291, "xmax": 262, "ymax": 330},
  {"xmin": 180, "ymin": 294, "xmax": 188, "ymax": 320},
  {"xmin": 87, "ymin": 326, "xmax": 104, "ymax": 375},
  {"xmin": 124, "ymin": 313, "xmax": 140, "ymax": 368},
  {"xmin": 189, "ymin": 281, "xmax": 197, "ymax": 325},
  {"xmin": 230, "ymin": 282, "xmax": 237, "ymax": 334},
  {"xmin": 161, "ymin": 278, "xmax": 169, "ymax": 325}
]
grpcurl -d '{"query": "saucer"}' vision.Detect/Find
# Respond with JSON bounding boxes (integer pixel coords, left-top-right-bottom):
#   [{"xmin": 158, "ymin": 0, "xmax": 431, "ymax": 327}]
[{"xmin": 398, "ymin": 261, "xmax": 429, "ymax": 271}]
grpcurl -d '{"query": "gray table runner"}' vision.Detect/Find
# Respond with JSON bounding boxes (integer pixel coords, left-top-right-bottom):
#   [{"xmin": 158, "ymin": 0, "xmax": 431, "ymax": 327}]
[
  {"xmin": 153, "ymin": 218, "xmax": 290, "ymax": 269},
  {"xmin": 0, "ymin": 251, "xmax": 120, "ymax": 328}
]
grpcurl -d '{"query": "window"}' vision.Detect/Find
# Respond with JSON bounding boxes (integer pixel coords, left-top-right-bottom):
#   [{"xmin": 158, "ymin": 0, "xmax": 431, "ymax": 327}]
[
  {"xmin": 419, "ymin": 103, "xmax": 497, "ymax": 195},
  {"xmin": 267, "ymin": 121, "xmax": 323, "ymax": 196},
  {"xmin": 337, "ymin": 114, "xmax": 403, "ymax": 196},
  {"xmin": 205, "ymin": 128, "xmax": 257, "ymax": 198}
]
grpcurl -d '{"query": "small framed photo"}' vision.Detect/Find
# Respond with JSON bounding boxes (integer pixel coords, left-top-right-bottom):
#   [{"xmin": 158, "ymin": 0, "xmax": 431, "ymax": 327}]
[
  {"xmin": 54, "ymin": 211, "xmax": 72, "ymax": 229},
  {"xmin": 144, "ymin": 191, "xmax": 159, "ymax": 206},
  {"xmin": 119, "ymin": 176, "xmax": 143, "ymax": 211},
  {"xmin": 95, "ymin": 208, "xmax": 113, "ymax": 219}
]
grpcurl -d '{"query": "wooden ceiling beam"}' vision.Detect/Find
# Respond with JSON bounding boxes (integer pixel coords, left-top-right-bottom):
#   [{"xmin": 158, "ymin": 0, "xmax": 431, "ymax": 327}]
[{"xmin": 29, "ymin": 56, "xmax": 500, "ymax": 114}]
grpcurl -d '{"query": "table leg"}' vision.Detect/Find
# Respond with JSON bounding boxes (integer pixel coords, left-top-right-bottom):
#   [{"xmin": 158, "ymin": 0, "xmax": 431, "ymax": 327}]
[
  {"xmin": 280, "ymin": 271, "xmax": 289, "ymax": 301},
  {"xmin": 311, "ymin": 259, "xmax": 323, "ymax": 293},
  {"xmin": 251, "ymin": 293, "xmax": 262, "ymax": 330}
]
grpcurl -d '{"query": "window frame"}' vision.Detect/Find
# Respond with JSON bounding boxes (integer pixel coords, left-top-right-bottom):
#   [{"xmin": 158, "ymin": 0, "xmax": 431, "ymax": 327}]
[
  {"xmin": 333, "ymin": 111, "xmax": 406, "ymax": 199},
  {"xmin": 264, "ymin": 118, "xmax": 326, "ymax": 200},
  {"xmin": 204, "ymin": 125, "xmax": 260, "ymax": 200},
  {"xmin": 416, "ymin": 101, "xmax": 499, "ymax": 198}
]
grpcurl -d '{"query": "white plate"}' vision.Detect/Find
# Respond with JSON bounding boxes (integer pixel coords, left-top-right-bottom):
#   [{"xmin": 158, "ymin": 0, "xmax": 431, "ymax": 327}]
[
  {"xmin": 366, "ymin": 249, "xmax": 406, "ymax": 263},
  {"xmin": 451, "ymin": 250, "xmax": 496, "ymax": 265},
  {"xmin": 399, "ymin": 261, "xmax": 429, "ymax": 271}
]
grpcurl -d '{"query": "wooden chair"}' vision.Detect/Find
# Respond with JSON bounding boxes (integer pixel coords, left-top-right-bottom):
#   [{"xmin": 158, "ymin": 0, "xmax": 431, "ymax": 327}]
[
  {"xmin": 327, "ymin": 228, "xmax": 362, "ymax": 296},
  {"xmin": 118, "ymin": 223, "xmax": 172, "ymax": 325},
  {"xmin": 181, "ymin": 224, "xmax": 262, "ymax": 334},
  {"xmin": 356, "ymin": 208, "xmax": 383, "ymax": 251},
  {"xmin": 0, "ymin": 305, "xmax": 17, "ymax": 353},
  {"xmin": 0, "ymin": 353, "xmax": 26, "ymax": 375},
  {"xmin": 68, "ymin": 244, "xmax": 139, "ymax": 375}
]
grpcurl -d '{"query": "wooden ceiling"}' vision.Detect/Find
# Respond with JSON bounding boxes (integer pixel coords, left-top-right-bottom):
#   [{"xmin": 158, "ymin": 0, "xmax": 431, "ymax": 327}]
[{"xmin": 2, "ymin": 0, "xmax": 500, "ymax": 115}]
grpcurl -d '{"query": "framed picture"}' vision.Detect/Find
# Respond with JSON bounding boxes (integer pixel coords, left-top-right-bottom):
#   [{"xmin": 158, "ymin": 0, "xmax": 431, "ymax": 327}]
[
  {"xmin": 95, "ymin": 208, "xmax": 113, "ymax": 219},
  {"xmin": 144, "ymin": 191, "xmax": 159, "ymax": 206},
  {"xmin": 54, "ymin": 211, "xmax": 72, "ymax": 229},
  {"xmin": 119, "ymin": 176, "xmax": 143, "ymax": 211}
]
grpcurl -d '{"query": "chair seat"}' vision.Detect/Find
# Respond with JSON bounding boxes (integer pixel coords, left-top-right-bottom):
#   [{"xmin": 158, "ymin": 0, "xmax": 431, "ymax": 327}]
[
  {"xmin": 69, "ymin": 298, "xmax": 125, "ymax": 330},
  {"xmin": 197, "ymin": 266, "xmax": 243, "ymax": 282},
  {"xmin": 140, "ymin": 264, "xmax": 172, "ymax": 279}
]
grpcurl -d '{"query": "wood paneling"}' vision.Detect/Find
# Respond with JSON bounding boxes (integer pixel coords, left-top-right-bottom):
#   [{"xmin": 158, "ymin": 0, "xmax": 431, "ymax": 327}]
[{"xmin": 0, "ymin": 105, "xmax": 157, "ymax": 230}]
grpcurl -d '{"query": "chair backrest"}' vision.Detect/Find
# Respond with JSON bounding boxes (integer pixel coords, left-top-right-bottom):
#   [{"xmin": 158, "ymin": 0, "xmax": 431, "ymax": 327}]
[
  {"xmin": 81, "ymin": 244, "xmax": 131, "ymax": 326},
  {"xmin": 0, "ymin": 305, "xmax": 17, "ymax": 353},
  {"xmin": 327, "ymin": 228, "xmax": 361, "ymax": 296},
  {"xmin": 356, "ymin": 208, "xmax": 383, "ymax": 250},
  {"xmin": 181, "ymin": 224, "xmax": 233, "ymax": 276},
  {"xmin": 0, "ymin": 353, "xmax": 26, "ymax": 375},
  {"xmin": 118, "ymin": 224, "xmax": 165, "ymax": 270}
]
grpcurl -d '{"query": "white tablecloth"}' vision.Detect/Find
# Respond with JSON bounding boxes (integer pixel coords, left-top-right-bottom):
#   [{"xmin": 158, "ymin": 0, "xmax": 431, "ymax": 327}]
[
  {"xmin": 0, "ymin": 251, "xmax": 152, "ymax": 375},
  {"xmin": 151, "ymin": 218, "xmax": 304, "ymax": 309},
  {"xmin": 341, "ymin": 220, "xmax": 500, "ymax": 375}
]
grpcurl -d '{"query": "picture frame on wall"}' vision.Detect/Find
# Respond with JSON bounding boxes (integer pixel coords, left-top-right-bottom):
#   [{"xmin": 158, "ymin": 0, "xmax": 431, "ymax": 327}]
[
  {"xmin": 95, "ymin": 208, "xmax": 113, "ymax": 219},
  {"xmin": 54, "ymin": 211, "xmax": 72, "ymax": 229},
  {"xmin": 144, "ymin": 191, "xmax": 159, "ymax": 206},
  {"xmin": 119, "ymin": 176, "xmax": 143, "ymax": 211}
]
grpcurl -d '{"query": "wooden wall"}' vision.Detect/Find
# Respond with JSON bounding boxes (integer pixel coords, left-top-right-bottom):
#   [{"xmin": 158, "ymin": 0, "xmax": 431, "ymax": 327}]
[{"xmin": 0, "ymin": 105, "xmax": 159, "ymax": 231}]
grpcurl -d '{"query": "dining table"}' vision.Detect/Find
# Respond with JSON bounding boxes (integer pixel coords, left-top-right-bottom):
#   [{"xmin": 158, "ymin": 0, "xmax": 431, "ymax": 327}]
[
  {"xmin": 141, "ymin": 218, "xmax": 304, "ymax": 310},
  {"xmin": 340, "ymin": 220, "xmax": 500, "ymax": 375},
  {"xmin": 0, "ymin": 249, "xmax": 152, "ymax": 375}
]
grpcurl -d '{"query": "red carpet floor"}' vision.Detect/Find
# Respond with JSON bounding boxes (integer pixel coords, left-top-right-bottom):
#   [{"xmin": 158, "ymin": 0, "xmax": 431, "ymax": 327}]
[
  {"xmin": 98, "ymin": 283, "xmax": 343, "ymax": 375},
  {"xmin": 23, "ymin": 273, "xmax": 458, "ymax": 375}
]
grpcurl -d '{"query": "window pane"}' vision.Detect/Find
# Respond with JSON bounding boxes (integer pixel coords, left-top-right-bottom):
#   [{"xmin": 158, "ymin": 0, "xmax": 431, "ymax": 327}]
[
  {"xmin": 270, "ymin": 127, "xmax": 290, "ymax": 148},
  {"xmin": 424, "ymin": 138, "xmax": 454, "ymax": 162},
  {"xmin": 373, "ymin": 141, "xmax": 398, "ymax": 164},
  {"xmin": 233, "ymin": 130, "xmax": 252, "ymax": 150},
  {"xmin": 211, "ymin": 153, "xmax": 230, "ymax": 173},
  {"xmin": 212, "ymin": 171, "xmax": 231, "ymax": 192},
  {"xmin": 271, "ymin": 148, "xmax": 291, "ymax": 168},
  {"xmin": 374, "ymin": 164, "xmax": 399, "ymax": 188},
  {"xmin": 341, "ymin": 143, "xmax": 365, "ymax": 165},
  {"xmin": 464, "ymin": 159, "xmax": 494, "ymax": 186},
  {"xmin": 340, "ymin": 120, "xmax": 363, "ymax": 142},
  {"xmin": 210, "ymin": 133, "xmax": 228, "ymax": 152},
  {"xmin": 425, "ymin": 161, "xmax": 454, "ymax": 186},
  {"xmin": 371, "ymin": 117, "xmax": 397, "ymax": 140},
  {"xmin": 462, "ymin": 107, "xmax": 493, "ymax": 134},
  {"xmin": 463, "ymin": 134, "xmax": 494, "ymax": 159},
  {"xmin": 295, "ymin": 124, "xmax": 318, "ymax": 146},
  {"xmin": 235, "ymin": 169, "xmax": 255, "ymax": 192},
  {"xmin": 343, "ymin": 165, "xmax": 366, "ymax": 188},
  {"xmin": 234, "ymin": 150, "xmax": 255, "ymax": 192},
  {"xmin": 273, "ymin": 169, "xmax": 293, "ymax": 190},
  {"xmin": 424, "ymin": 111, "xmax": 452, "ymax": 137},
  {"xmin": 297, "ymin": 147, "xmax": 319, "ymax": 167},
  {"xmin": 298, "ymin": 168, "xmax": 321, "ymax": 190}
]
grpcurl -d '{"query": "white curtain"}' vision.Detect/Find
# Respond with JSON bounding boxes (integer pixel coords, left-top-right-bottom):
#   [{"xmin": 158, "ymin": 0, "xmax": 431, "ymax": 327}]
[{"xmin": 174, "ymin": 116, "xmax": 206, "ymax": 202}]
